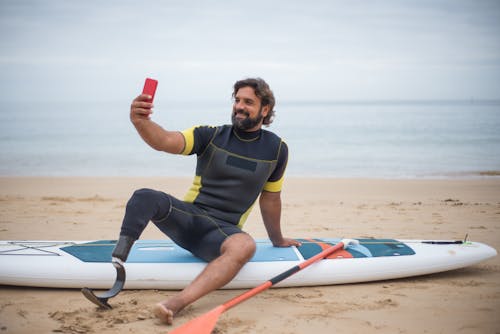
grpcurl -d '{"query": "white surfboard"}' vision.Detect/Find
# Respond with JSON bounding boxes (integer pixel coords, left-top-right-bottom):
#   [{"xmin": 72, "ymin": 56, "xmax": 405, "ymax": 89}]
[{"xmin": 0, "ymin": 238, "xmax": 496, "ymax": 289}]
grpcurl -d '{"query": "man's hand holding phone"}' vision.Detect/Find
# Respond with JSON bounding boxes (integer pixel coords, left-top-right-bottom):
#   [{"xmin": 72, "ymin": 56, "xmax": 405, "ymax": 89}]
[{"xmin": 130, "ymin": 78, "xmax": 158, "ymax": 123}]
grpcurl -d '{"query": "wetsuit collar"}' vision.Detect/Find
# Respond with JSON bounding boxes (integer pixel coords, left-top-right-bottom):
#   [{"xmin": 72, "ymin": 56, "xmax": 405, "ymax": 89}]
[{"xmin": 232, "ymin": 126, "xmax": 261, "ymax": 141}]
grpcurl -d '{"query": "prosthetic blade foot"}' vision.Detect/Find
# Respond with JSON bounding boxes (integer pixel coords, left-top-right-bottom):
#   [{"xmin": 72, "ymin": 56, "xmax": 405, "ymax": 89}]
[
  {"xmin": 81, "ymin": 235, "xmax": 135, "ymax": 309},
  {"xmin": 82, "ymin": 259, "xmax": 126, "ymax": 309}
]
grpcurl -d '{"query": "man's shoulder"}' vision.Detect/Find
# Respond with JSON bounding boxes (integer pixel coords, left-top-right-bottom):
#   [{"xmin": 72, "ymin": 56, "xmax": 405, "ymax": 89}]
[
  {"xmin": 193, "ymin": 124, "xmax": 219, "ymax": 131},
  {"xmin": 186, "ymin": 125, "xmax": 219, "ymax": 137},
  {"xmin": 261, "ymin": 128, "xmax": 284, "ymax": 143}
]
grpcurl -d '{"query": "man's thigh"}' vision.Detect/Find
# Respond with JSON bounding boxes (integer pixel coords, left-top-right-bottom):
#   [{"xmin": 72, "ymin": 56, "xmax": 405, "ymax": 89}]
[{"xmin": 152, "ymin": 197, "xmax": 244, "ymax": 262}]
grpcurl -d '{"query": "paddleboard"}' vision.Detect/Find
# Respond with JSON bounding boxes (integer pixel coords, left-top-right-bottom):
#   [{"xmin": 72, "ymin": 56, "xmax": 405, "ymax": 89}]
[{"xmin": 0, "ymin": 238, "xmax": 496, "ymax": 289}]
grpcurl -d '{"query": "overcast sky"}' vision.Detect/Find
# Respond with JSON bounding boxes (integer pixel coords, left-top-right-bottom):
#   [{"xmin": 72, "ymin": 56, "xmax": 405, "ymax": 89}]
[{"xmin": 1, "ymin": 0, "xmax": 499, "ymax": 103}]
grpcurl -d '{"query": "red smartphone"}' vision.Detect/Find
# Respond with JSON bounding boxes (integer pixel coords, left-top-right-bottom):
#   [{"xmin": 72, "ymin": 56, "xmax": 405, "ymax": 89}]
[{"xmin": 142, "ymin": 78, "xmax": 158, "ymax": 102}]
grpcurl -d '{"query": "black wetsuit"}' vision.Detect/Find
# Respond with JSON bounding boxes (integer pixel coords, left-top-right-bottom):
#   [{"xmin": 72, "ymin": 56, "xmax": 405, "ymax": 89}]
[{"xmin": 119, "ymin": 125, "xmax": 288, "ymax": 261}]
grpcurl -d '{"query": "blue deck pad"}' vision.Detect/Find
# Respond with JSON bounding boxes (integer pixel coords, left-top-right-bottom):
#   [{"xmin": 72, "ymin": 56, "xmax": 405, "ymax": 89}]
[
  {"xmin": 251, "ymin": 240, "xmax": 299, "ymax": 262},
  {"xmin": 61, "ymin": 239, "xmax": 300, "ymax": 263},
  {"xmin": 297, "ymin": 239, "xmax": 415, "ymax": 260},
  {"xmin": 356, "ymin": 238, "xmax": 415, "ymax": 257},
  {"xmin": 62, "ymin": 240, "xmax": 115, "ymax": 263},
  {"xmin": 61, "ymin": 238, "xmax": 414, "ymax": 263}
]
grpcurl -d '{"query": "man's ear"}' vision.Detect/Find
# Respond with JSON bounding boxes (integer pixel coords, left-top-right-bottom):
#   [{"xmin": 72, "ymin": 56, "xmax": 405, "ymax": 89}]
[{"xmin": 261, "ymin": 105, "xmax": 270, "ymax": 117}]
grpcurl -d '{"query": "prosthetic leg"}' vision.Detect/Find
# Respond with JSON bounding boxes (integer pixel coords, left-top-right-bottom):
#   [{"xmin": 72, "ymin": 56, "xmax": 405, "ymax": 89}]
[{"xmin": 82, "ymin": 235, "xmax": 135, "ymax": 309}]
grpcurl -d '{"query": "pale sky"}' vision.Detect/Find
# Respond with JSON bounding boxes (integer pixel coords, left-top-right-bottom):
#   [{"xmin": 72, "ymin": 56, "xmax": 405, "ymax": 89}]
[{"xmin": 1, "ymin": 0, "xmax": 499, "ymax": 103}]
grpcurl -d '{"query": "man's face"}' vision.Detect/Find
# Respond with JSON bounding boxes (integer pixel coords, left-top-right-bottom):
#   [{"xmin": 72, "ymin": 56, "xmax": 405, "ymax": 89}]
[{"xmin": 232, "ymin": 86, "xmax": 269, "ymax": 131}]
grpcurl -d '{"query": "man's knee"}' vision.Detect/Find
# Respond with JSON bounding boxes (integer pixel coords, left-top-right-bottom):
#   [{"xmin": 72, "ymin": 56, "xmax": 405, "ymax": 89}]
[
  {"xmin": 129, "ymin": 188, "xmax": 157, "ymax": 204},
  {"xmin": 126, "ymin": 188, "xmax": 152, "ymax": 212},
  {"xmin": 221, "ymin": 233, "xmax": 256, "ymax": 264},
  {"xmin": 126, "ymin": 188, "xmax": 170, "ymax": 218},
  {"xmin": 121, "ymin": 189, "xmax": 171, "ymax": 239}
]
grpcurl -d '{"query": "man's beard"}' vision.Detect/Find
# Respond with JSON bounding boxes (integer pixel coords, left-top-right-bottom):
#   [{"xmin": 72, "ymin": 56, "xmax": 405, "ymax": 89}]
[{"xmin": 231, "ymin": 108, "xmax": 264, "ymax": 130}]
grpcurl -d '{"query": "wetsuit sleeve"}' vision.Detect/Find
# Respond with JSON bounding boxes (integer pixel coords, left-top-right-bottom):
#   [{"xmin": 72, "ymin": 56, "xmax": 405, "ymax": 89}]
[
  {"xmin": 263, "ymin": 141, "xmax": 288, "ymax": 192},
  {"xmin": 180, "ymin": 126, "xmax": 217, "ymax": 155}
]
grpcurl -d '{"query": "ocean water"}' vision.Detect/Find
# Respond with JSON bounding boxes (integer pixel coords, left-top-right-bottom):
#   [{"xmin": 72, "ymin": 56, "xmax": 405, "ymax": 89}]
[{"xmin": 1, "ymin": 99, "xmax": 499, "ymax": 178}]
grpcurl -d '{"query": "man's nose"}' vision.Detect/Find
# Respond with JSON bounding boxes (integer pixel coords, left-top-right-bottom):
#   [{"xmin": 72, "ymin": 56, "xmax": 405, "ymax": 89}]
[{"xmin": 234, "ymin": 101, "xmax": 245, "ymax": 110}]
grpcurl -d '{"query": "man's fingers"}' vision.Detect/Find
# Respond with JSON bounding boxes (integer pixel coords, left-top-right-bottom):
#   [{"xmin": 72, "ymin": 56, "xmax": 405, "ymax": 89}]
[
  {"xmin": 274, "ymin": 238, "xmax": 302, "ymax": 248},
  {"xmin": 135, "ymin": 93, "xmax": 154, "ymax": 101},
  {"xmin": 130, "ymin": 94, "xmax": 155, "ymax": 122},
  {"xmin": 132, "ymin": 101, "xmax": 154, "ymax": 109},
  {"xmin": 134, "ymin": 108, "xmax": 153, "ymax": 116}
]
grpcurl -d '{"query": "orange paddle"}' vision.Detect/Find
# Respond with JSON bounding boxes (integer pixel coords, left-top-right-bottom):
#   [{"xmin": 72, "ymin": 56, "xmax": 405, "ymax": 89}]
[{"xmin": 169, "ymin": 239, "xmax": 357, "ymax": 334}]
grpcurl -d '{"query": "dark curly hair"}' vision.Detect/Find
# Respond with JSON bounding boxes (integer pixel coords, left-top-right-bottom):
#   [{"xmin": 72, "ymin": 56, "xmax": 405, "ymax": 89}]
[{"xmin": 232, "ymin": 78, "xmax": 276, "ymax": 126}]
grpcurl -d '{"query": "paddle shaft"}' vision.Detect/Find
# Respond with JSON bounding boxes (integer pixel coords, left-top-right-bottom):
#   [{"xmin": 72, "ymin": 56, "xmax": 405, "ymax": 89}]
[{"xmin": 221, "ymin": 241, "xmax": 345, "ymax": 312}]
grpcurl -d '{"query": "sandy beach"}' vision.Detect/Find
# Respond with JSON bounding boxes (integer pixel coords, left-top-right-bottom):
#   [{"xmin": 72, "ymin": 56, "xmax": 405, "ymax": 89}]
[{"xmin": 0, "ymin": 177, "xmax": 499, "ymax": 333}]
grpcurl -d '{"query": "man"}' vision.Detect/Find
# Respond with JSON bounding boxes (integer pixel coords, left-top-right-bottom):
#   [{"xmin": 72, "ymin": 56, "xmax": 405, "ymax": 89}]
[{"xmin": 112, "ymin": 77, "xmax": 300, "ymax": 325}]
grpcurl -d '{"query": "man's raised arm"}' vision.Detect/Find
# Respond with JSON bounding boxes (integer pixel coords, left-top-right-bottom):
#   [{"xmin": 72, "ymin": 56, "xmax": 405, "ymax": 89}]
[{"xmin": 130, "ymin": 94, "xmax": 185, "ymax": 154}]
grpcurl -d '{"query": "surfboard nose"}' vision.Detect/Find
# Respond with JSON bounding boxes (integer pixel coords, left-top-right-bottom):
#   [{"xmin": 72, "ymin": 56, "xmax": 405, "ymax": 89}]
[{"xmin": 483, "ymin": 243, "xmax": 498, "ymax": 259}]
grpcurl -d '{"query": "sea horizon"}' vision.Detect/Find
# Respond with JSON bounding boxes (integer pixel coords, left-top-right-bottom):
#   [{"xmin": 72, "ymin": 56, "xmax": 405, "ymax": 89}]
[{"xmin": 1, "ymin": 98, "xmax": 499, "ymax": 179}]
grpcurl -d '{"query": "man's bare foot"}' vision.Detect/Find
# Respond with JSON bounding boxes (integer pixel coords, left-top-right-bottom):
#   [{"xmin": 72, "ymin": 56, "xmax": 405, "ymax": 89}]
[{"xmin": 153, "ymin": 303, "xmax": 175, "ymax": 325}]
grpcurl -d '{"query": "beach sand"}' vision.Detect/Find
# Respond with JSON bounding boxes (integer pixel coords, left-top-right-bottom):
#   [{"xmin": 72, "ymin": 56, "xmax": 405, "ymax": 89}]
[{"xmin": 0, "ymin": 177, "xmax": 499, "ymax": 333}]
